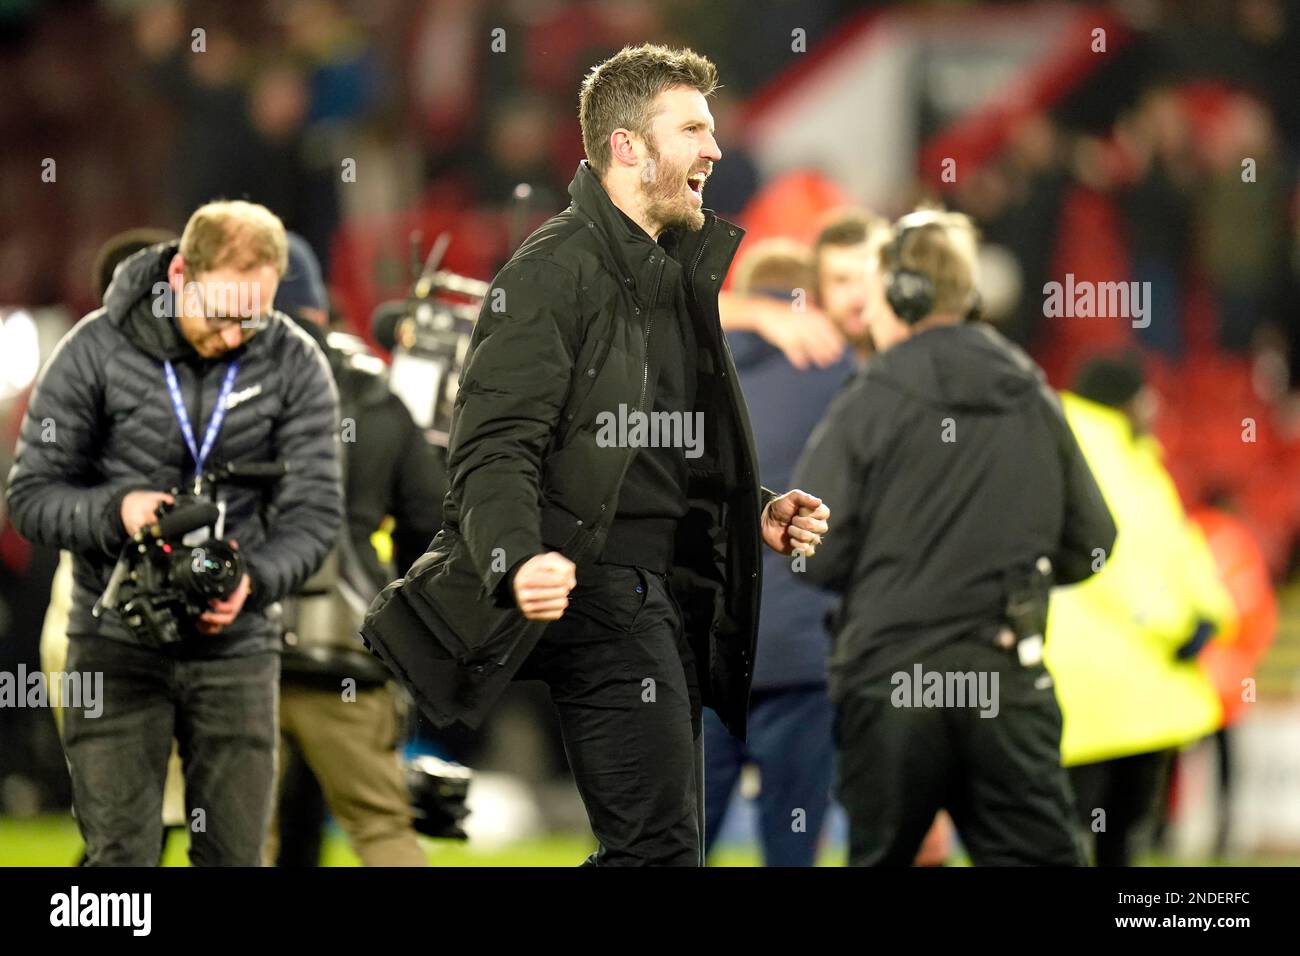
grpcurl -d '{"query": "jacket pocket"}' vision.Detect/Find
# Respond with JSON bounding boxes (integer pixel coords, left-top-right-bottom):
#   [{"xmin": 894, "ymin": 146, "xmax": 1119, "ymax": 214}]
[
  {"xmin": 539, "ymin": 498, "xmax": 588, "ymax": 553},
  {"xmin": 565, "ymin": 564, "xmax": 649, "ymax": 633}
]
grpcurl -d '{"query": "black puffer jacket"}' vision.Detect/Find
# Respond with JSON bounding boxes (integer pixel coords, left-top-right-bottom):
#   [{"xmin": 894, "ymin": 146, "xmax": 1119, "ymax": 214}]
[
  {"xmin": 363, "ymin": 161, "xmax": 773, "ymax": 736},
  {"xmin": 6, "ymin": 242, "xmax": 343, "ymax": 657}
]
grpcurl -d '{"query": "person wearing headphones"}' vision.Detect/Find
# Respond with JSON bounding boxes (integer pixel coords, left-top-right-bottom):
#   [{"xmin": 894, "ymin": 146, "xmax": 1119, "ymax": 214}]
[{"xmin": 792, "ymin": 208, "xmax": 1117, "ymax": 866}]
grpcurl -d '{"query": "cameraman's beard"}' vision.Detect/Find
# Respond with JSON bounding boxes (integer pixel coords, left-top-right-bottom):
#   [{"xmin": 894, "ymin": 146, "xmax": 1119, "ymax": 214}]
[{"xmin": 640, "ymin": 141, "xmax": 706, "ymax": 234}]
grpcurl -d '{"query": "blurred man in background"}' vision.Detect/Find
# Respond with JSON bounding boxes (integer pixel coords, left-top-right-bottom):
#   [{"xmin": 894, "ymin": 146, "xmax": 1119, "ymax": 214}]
[
  {"xmin": 794, "ymin": 209, "xmax": 1116, "ymax": 865},
  {"xmin": 809, "ymin": 208, "xmax": 891, "ymax": 364},
  {"xmin": 718, "ymin": 208, "xmax": 888, "ymax": 369},
  {"xmin": 1045, "ymin": 354, "xmax": 1235, "ymax": 866},
  {"xmin": 7, "ymin": 201, "xmax": 342, "ymax": 865},
  {"xmin": 704, "ymin": 238, "xmax": 857, "ymax": 865},
  {"xmin": 267, "ymin": 234, "xmax": 441, "ymax": 867}
]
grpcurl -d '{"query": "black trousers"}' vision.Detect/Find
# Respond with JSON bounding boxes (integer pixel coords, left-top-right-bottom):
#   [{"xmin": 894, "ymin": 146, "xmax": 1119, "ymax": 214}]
[
  {"xmin": 1068, "ymin": 749, "xmax": 1173, "ymax": 867},
  {"xmin": 835, "ymin": 637, "xmax": 1085, "ymax": 866},
  {"xmin": 62, "ymin": 636, "xmax": 279, "ymax": 866},
  {"xmin": 515, "ymin": 562, "xmax": 703, "ymax": 866}
]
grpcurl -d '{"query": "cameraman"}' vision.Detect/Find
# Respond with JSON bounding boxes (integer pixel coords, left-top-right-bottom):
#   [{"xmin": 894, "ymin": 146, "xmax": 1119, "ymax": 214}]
[
  {"xmin": 793, "ymin": 209, "xmax": 1116, "ymax": 865},
  {"xmin": 6, "ymin": 200, "xmax": 343, "ymax": 866}
]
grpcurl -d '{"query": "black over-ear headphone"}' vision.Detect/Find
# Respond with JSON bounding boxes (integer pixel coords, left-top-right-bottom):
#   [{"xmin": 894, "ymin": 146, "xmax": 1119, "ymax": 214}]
[{"xmin": 882, "ymin": 219, "xmax": 937, "ymax": 326}]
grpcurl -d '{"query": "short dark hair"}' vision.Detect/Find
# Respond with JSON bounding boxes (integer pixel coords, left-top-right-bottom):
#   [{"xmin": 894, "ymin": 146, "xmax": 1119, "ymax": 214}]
[
  {"xmin": 811, "ymin": 207, "xmax": 888, "ymax": 298},
  {"xmin": 92, "ymin": 227, "xmax": 175, "ymax": 299},
  {"xmin": 812, "ymin": 208, "xmax": 885, "ymax": 255},
  {"xmin": 1073, "ymin": 352, "xmax": 1145, "ymax": 408},
  {"xmin": 579, "ymin": 44, "xmax": 719, "ymax": 177}
]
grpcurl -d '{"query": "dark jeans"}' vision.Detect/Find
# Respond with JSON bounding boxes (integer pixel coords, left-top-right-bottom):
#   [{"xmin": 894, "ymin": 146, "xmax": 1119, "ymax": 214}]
[
  {"xmin": 835, "ymin": 637, "xmax": 1084, "ymax": 866},
  {"xmin": 515, "ymin": 563, "xmax": 703, "ymax": 865},
  {"xmin": 1068, "ymin": 749, "xmax": 1173, "ymax": 867},
  {"xmin": 703, "ymin": 685, "xmax": 834, "ymax": 866},
  {"xmin": 62, "ymin": 636, "xmax": 279, "ymax": 866}
]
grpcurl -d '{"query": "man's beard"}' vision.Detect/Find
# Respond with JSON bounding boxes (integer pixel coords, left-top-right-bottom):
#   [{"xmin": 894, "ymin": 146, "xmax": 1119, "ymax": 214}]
[
  {"xmin": 828, "ymin": 307, "xmax": 875, "ymax": 352},
  {"xmin": 640, "ymin": 140, "xmax": 706, "ymax": 234},
  {"xmin": 847, "ymin": 324, "xmax": 875, "ymax": 352}
]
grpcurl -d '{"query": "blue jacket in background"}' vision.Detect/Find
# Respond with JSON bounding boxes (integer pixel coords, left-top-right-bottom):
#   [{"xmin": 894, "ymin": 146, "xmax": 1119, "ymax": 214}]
[{"xmin": 726, "ymin": 329, "xmax": 857, "ymax": 690}]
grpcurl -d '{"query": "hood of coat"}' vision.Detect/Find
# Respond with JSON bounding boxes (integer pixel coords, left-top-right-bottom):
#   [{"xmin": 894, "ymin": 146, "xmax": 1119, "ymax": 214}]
[
  {"xmin": 872, "ymin": 322, "xmax": 1045, "ymax": 413},
  {"xmin": 101, "ymin": 241, "xmax": 195, "ymax": 361}
]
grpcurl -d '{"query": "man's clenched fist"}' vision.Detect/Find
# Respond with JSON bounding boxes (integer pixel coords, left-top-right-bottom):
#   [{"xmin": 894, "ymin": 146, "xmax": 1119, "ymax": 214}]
[
  {"xmin": 761, "ymin": 489, "xmax": 831, "ymax": 557},
  {"xmin": 512, "ymin": 551, "xmax": 577, "ymax": 621}
]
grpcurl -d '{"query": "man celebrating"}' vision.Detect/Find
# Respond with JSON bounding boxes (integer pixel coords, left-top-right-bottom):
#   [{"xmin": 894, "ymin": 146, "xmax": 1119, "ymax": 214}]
[
  {"xmin": 7, "ymin": 201, "xmax": 342, "ymax": 865},
  {"xmin": 364, "ymin": 44, "xmax": 829, "ymax": 866}
]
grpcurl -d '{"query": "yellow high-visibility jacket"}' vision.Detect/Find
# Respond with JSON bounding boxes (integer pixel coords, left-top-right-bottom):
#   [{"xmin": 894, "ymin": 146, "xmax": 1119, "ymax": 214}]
[{"xmin": 1044, "ymin": 393, "xmax": 1235, "ymax": 766}]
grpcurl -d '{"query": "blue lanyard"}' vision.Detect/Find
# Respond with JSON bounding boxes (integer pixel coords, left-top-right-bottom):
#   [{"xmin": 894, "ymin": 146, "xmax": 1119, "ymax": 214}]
[{"xmin": 163, "ymin": 359, "xmax": 240, "ymax": 492}]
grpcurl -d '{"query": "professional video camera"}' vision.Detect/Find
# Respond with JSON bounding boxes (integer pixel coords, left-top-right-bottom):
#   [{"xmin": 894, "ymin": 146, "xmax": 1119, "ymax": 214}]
[
  {"xmin": 94, "ymin": 462, "xmax": 286, "ymax": 646},
  {"xmin": 370, "ymin": 232, "xmax": 489, "ymax": 447}
]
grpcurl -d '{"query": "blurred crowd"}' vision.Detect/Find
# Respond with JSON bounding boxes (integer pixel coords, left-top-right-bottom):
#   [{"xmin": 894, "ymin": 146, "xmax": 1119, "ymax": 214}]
[{"xmin": 0, "ymin": 0, "xmax": 861, "ymax": 317}]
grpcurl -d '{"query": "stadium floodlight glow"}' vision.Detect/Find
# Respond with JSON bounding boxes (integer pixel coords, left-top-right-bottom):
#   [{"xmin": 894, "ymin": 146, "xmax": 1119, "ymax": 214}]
[{"xmin": 1, "ymin": 309, "xmax": 40, "ymax": 395}]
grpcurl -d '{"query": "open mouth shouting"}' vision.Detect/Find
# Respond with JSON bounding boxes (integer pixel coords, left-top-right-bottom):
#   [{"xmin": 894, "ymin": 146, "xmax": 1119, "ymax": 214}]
[{"xmin": 686, "ymin": 169, "xmax": 708, "ymax": 205}]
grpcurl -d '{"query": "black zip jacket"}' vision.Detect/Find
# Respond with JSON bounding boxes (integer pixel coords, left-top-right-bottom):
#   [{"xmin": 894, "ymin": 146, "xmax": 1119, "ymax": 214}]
[
  {"xmin": 5, "ymin": 242, "xmax": 343, "ymax": 657},
  {"xmin": 792, "ymin": 322, "xmax": 1116, "ymax": 699},
  {"xmin": 363, "ymin": 161, "xmax": 774, "ymax": 736}
]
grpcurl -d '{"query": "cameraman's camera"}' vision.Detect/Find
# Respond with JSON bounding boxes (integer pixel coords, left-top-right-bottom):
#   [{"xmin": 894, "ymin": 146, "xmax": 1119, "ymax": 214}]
[
  {"xmin": 95, "ymin": 494, "xmax": 244, "ymax": 646},
  {"xmin": 96, "ymin": 462, "xmax": 286, "ymax": 646}
]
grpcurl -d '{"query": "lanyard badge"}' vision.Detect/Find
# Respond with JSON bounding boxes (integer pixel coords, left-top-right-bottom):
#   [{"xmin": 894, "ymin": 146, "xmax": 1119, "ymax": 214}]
[{"xmin": 163, "ymin": 359, "xmax": 241, "ymax": 495}]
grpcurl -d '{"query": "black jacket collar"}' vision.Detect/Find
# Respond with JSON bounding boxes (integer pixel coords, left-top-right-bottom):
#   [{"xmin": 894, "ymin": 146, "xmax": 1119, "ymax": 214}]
[
  {"xmin": 568, "ymin": 161, "xmax": 660, "ymax": 290},
  {"xmin": 566, "ymin": 160, "xmax": 743, "ymax": 304}
]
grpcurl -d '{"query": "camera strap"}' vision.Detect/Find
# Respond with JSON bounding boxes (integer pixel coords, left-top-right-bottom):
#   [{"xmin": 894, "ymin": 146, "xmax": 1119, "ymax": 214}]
[{"xmin": 163, "ymin": 359, "xmax": 241, "ymax": 494}]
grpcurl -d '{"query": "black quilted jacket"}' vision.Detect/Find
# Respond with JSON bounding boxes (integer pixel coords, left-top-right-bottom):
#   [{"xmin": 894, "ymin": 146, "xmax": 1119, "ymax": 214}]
[{"xmin": 5, "ymin": 242, "xmax": 343, "ymax": 657}]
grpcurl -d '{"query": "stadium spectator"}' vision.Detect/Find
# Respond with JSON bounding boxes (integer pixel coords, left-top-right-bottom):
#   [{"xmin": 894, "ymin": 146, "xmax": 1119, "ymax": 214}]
[{"xmin": 1045, "ymin": 354, "xmax": 1236, "ymax": 866}]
